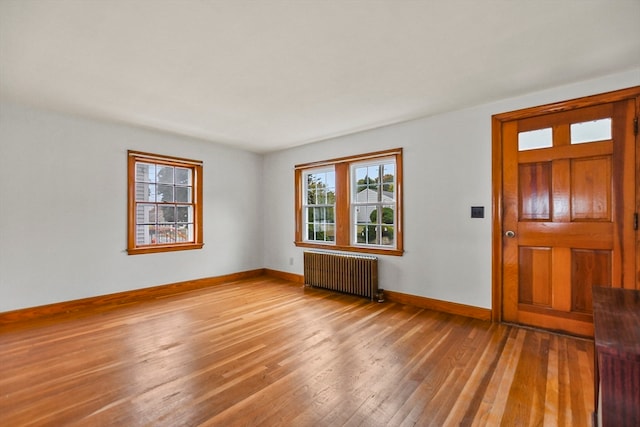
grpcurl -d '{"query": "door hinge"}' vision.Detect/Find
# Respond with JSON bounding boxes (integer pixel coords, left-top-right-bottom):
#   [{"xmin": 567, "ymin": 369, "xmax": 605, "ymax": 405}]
[
  {"xmin": 635, "ymin": 213, "xmax": 639, "ymax": 231},
  {"xmin": 634, "ymin": 117, "xmax": 638, "ymax": 136}
]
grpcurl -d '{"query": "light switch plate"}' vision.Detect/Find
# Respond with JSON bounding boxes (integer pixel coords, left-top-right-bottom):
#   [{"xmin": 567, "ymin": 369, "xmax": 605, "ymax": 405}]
[{"xmin": 471, "ymin": 206, "xmax": 484, "ymax": 218}]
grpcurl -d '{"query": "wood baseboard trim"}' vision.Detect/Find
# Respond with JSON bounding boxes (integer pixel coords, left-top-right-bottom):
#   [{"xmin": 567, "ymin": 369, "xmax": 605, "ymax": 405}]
[
  {"xmin": 2, "ymin": 268, "xmax": 491, "ymax": 325},
  {"xmin": 0, "ymin": 269, "xmax": 266, "ymax": 325},
  {"xmin": 264, "ymin": 269, "xmax": 305, "ymax": 284},
  {"xmin": 263, "ymin": 269, "xmax": 491, "ymax": 321},
  {"xmin": 384, "ymin": 290, "xmax": 492, "ymax": 321}
]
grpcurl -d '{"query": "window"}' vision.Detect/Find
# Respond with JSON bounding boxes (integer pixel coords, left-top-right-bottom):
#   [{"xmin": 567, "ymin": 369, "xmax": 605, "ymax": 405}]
[
  {"xmin": 303, "ymin": 168, "xmax": 336, "ymax": 243},
  {"xmin": 352, "ymin": 160, "xmax": 397, "ymax": 247},
  {"xmin": 295, "ymin": 148, "xmax": 403, "ymax": 256},
  {"xmin": 127, "ymin": 151, "xmax": 203, "ymax": 255}
]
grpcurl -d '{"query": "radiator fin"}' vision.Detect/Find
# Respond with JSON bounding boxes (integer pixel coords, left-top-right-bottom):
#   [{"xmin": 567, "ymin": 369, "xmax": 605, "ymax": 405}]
[{"xmin": 303, "ymin": 251, "xmax": 378, "ymax": 300}]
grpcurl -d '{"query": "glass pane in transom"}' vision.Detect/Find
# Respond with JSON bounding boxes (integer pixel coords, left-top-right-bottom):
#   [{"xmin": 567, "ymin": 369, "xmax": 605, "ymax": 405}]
[
  {"xmin": 571, "ymin": 118, "xmax": 611, "ymax": 144},
  {"xmin": 518, "ymin": 128, "xmax": 552, "ymax": 151}
]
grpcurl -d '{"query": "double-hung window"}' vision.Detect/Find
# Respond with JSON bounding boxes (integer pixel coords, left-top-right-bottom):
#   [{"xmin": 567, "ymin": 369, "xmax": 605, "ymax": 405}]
[
  {"xmin": 295, "ymin": 148, "xmax": 403, "ymax": 256},
  {"xmin": 352, "ymin": 159, "xmax": 397, "ymax": 247},
  {"xmin": 127, "ymin": 151, "xmax": 203, "ymax": 255},
  {"xmin": 303, "ymin": 168, "xmax": 336, "ymax": 243}
]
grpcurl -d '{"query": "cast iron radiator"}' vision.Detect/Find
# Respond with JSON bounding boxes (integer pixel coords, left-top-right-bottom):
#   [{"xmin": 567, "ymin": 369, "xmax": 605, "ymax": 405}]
[{"xmin": 303, "ymin": 251, "xmax": 379, "ymax": 301}]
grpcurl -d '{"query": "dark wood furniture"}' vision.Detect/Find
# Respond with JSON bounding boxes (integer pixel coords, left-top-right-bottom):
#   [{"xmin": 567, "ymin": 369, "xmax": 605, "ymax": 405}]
[{"xmin": 592, "ymin": 286, "xmax": 640, "ymax": 427}]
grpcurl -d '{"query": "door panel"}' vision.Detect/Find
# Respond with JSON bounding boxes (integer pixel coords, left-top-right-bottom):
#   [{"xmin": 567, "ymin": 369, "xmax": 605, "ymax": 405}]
[
  {"xmin": 519, "ymin": 162, "xmax": 551, "ymax": 220},
  {"xmin": 571, "ymin": 156, "xmax": 611, "ymax": 221},
  {"xmin": 571, "ymin": 249, "xmax": 611, "ymax": 313},
  {"xmin": 495, "ymin": 90, "xmax": 638, "ymax": 337},
  {"xmin": 518, "ymin": 246, "xmax": 552, "ymax": 306}
]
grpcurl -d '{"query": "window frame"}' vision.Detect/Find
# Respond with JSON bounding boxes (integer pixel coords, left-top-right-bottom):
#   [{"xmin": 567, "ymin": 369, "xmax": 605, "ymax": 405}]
[
  {"xmin": 302, "ymin": 166, "xmax": 337, "ymax": 244},
  {"xmin": 127, "ymin": 150, "xmax": 203, "ymax": 255},
  {"xmin": 350, "ymin": 157, "xmax": 398, "ymax": 248},
  {"xmin": 295, "ymin": 148, "xmax": 403, "ymax": 256}
]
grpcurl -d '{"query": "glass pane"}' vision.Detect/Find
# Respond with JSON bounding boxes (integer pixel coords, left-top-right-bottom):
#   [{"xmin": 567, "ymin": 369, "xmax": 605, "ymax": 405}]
[
  {"xmin": 306, "ymin": 188, "xmax": 316, "ymax": 205},
  {"xmin": 383, "ymin": 163, "xmax": 395, "ymax": 178},
  {"xmin": 368, "ymin": 206, "xmax": 394, "ymax": 224},
  {"xmin": 354, "ymin": 205, "xmax": 375, "ymax": 225},
  {"xmin": 157, "ymin": 184, "xmax": 174, "ymax": 202},
  {"xmin": 518, "ymin": 128, "xmax": 552, "ymax": 151},
  {"xmin": 135, "ymin": 162, "xmax": 155, "ymax": 183},
  {"xmin": 381, "ymin": 225, "xmax": 394, "ymax": 246},
  {"xmin": 176, "ymin": 206, "xmax": 192, "ymax": 223},
  {"xmin": 135, "ymin": 183, "xmax": 156, "ymax": 202},
  {"xmin": 325, "ymin": 207, "xmax": 335, "ymax": 224},
  {"xmin": 324, "ymin": 171, "xmax": 335, "ymax": 189},
  {"xmin": 176, "ymin": 224, "xmax": 193, "ymax": 242},
  {"xmin": 175, "ymin": 186, "xmax": 192, "ymax": 203},
  {"xmin": 175, "ymin": 167, "xmax": 191, "ymax": 185},
  {"xmin": 571, "ymin": 118, "xmax": 611, "ymax": 144},
  {"xmin": 156, "ymin": 225, "xmax": 176, "ymax": 243},
  {"xmin": 136, "ymin": 204, "xmax": 156, "ymax": 224},
  {"xmin": 307, "ymin": 207, "xmax": 314, "ymax": 222},
  {"xmin": 369, "ymin": 206, "xmax": 381, "ymax": 224},
  {"xmin": 158, "ymin": 206, "xmax": 176, "ymax": 222},
  {"xmin": 136, "ymin": 225, "xmax": 154, "ymax": 245},
  {"xmin": 362, "ymin": 225, "xmax": 379, "ymax": 244},
  {"xmin": 367, "ymin": 165, "xmax": 379, "ymax": 183},
  {"xmin": 306, "ymin": 173, "xmax": 321, "ymax": 188},
  {"xmin": 306, "ymin": 170, "xmax": 335, "ymax": 206},
  {"xmin": 366, "ymin": 205, "xmax": 377, "ymax": 224},
  {"xmin": 157, "ymin": 166, "xmax": 174, "ymax": 184},
  {"xmin": 382, "ymin": 184, "xmax": 394, "ymax": 199},
  {"xmin": 382, "ymin": 164, "xmax": 395, "ymax": 197},
  {"xmin": 354, "ymin": 166, "xmax": 368, "ymax": 184},
  {"xmin": 307, "ymin": 224, "xmax": 315, "ymax": 240},
  {"xmin": 381, "ymin": 205, "xmax": 395, "ymax": 224},
  {"xmin": 325, "ymin": 224, "xmax": 335, "ymax": 242},
  {"xmin": 356, "ymin": 225, "xmax": 366, "ymax": 244},
  {"xmin": 326, "ymin": 190, "xmax": 336, "ymax": 204}
]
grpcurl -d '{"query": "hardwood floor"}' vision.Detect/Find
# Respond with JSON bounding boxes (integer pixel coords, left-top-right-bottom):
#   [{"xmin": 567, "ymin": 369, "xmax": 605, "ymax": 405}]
[{"xmin": 0, "ymin": 276, "xmax": 595, "ymax": 426}]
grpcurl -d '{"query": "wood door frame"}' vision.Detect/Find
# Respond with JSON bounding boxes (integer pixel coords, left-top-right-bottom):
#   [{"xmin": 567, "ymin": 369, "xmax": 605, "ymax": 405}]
[{"xmin": 491, "ymin": 86, "xmax": 640, "ymax": 323}]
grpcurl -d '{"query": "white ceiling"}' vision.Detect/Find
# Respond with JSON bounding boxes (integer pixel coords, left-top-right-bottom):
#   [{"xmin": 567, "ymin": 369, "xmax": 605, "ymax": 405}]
[{"xmin": 1, "ymin": 0, "xmax": 639, "ymax": 153}]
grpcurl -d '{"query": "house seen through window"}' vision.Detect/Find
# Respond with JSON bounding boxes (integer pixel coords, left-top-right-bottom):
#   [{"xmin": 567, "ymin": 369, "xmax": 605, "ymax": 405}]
[
  {"xmin": 295, "ymin": 148, "xmax": 403, "ymax": 256},
  {"xmin": 127, "ymin": 151, "xmax": 203, "ymax": 255}
]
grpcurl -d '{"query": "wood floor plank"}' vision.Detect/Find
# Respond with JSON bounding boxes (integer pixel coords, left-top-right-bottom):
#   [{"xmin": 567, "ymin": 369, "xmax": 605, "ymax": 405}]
[
  {"xmin": 543, "ymin": 335, "xmax": 560, "ymax": 426},
  {"xmin": 0, "ymin": 276, "xmax": 595, "ymax": 426}
]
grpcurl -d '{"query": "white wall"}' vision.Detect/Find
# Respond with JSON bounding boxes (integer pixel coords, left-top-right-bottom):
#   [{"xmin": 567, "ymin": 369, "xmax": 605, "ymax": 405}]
[
  {"xmin": 1, "ymin": 69, "xmax": 638, "ymax": 313},
  {"xmin": 0, "ymin": 102, "xmax": 264, "ymax": 312},
  {"xmin": 263, "ymin": 68, "xmax": 640, "ymax": 309}
]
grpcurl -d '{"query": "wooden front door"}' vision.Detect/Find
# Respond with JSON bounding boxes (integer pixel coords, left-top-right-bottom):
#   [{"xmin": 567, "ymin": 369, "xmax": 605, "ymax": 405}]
[{"xmin": 493, "ymin": 88, "xmax": 639, "ymax": 337}]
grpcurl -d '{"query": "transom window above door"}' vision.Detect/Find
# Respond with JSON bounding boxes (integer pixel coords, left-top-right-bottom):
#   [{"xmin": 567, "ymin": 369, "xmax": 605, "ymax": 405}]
[{"xmin": 517, "ymin": 107, "xmax": 613, "ymax": 152}]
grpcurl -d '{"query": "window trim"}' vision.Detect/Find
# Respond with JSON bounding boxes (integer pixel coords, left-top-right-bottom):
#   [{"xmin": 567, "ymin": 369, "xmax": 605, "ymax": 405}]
[
  {"xmin": 350, "ymin": 157, "xmax": 397, "ymax": 248},
  {"xmin": 301, "ymin": 166, "xmax": 337, "ymax": 244},
  {"xmin": 127, "ymin": 150, "xmax": 203, "ymax": 255},
  {"xmin": 295, "ymin": 148, "xmax": 403, "ymax": 256}
]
